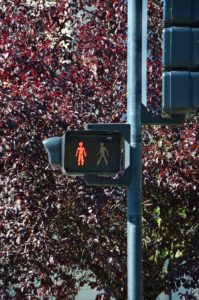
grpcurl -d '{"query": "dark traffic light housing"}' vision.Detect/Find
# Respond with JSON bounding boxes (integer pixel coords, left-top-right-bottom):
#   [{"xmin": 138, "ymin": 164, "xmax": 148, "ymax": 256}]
[{"xmin": 162, "ymin": 0, "xmax": 199, "ymax": 117}]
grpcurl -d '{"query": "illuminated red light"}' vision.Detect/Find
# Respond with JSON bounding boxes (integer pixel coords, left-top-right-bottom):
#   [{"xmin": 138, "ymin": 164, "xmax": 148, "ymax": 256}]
[{"xmin": 75, "ymin": 141, "xmax": 87, "ymax": 166}]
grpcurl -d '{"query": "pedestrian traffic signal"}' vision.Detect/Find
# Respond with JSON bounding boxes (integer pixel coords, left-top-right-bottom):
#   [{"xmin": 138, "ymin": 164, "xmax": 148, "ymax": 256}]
[
  {"xmin": 43, "ymin": 130, "xmax": 123, "ymax": 176},
  {"xmin": 63, "ymin": 131, "xmax": 122, "ymax": 175}
]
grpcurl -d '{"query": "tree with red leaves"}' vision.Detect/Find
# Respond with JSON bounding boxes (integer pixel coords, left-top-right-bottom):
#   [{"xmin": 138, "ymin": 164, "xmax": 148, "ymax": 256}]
[{"xmin": 0, "ymin": 0, "xmax": 198, "ymax": 299}]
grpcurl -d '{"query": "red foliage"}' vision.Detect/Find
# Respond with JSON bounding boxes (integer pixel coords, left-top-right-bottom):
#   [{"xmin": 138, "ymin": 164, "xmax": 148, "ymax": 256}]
[{"xmin": 0, "ymin": 0, "xmax": 198, "ymax": 299}]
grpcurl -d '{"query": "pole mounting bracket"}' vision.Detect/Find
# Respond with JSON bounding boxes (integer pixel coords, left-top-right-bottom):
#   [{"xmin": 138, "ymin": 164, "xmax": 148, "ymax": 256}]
[{"xmin": 141, "ymin": 104, "xmax": 185, "ymax": 125}]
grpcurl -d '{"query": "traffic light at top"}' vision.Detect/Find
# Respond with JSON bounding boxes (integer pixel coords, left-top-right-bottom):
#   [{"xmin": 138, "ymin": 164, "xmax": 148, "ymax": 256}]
[{"xmin": 162, "ymin": 0, "xmax": 199, "ymax": 116}]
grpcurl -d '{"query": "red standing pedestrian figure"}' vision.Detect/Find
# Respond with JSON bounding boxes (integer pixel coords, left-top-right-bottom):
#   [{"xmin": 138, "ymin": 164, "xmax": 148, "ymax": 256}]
[{"xmin": 75, "ymin": 141, "xmax": 87, "ymax": 166}]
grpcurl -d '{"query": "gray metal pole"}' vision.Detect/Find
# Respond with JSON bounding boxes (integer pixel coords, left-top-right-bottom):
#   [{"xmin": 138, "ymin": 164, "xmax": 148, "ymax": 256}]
[
  {"xmin": 142, "ymin": 0, "xmax": 148, "ymax": 107},
  {"xmin": 169, "ymin": 290, "xmax": 172, "ymax": 300},
  {"xmin": 127, "ymin": 0, "xmax": 142, "ymax": 299}
]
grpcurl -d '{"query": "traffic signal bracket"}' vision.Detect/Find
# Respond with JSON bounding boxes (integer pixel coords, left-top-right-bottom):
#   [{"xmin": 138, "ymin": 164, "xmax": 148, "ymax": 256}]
[{"xmin": 141, "ymin": 104, "xmax": 185, "ymax": 125}]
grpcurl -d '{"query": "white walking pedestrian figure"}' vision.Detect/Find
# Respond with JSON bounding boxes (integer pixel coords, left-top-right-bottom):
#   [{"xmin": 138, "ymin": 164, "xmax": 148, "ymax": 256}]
[{"xmin": 96, "ymin": 142, "xmax": 109, "ymax": 165}]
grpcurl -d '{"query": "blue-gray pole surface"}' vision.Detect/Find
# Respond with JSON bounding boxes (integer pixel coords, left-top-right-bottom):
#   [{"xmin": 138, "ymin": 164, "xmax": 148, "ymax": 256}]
[{"xmin": 127, "ymin": 0, "xmax": 142, "ymax": 299}]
